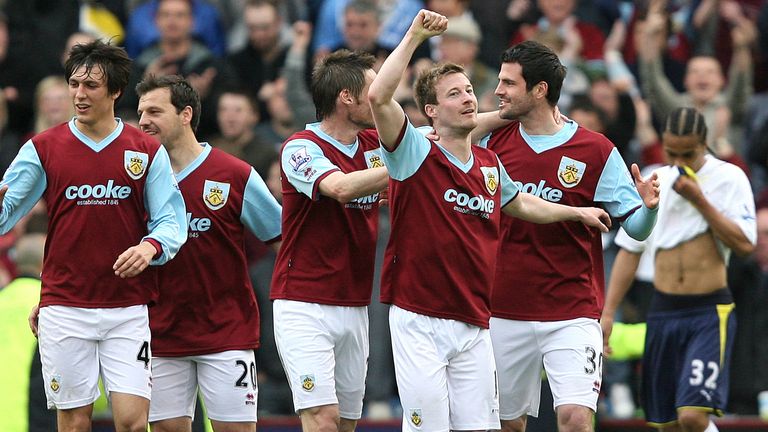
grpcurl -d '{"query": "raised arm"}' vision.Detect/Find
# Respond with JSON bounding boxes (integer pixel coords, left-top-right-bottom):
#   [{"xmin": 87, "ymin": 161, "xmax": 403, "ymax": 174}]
[{"xmin": 368, "ymin": 10, "xmax": 448, "ymax": 149}]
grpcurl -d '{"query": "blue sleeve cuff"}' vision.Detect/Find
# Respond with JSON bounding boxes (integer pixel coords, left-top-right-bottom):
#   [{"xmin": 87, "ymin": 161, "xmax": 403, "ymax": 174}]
[{"xmin": 620, "ymin": 204, "xmax": 658, "ymax": 241}]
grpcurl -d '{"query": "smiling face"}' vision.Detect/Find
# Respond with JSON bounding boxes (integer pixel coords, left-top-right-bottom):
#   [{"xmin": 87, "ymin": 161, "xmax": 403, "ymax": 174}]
[
  {"xmin": 429, "ymin": 72, "xmax": 477, "ymax": 132},
  {"xmin": 69, "ymin": 64, "xmax": 118, "ymax": 128},
  {"xmin": 138, "ymin": 87, "xmax": 187, "ymax": 147},
  {"xmin": 684, "ymin": 57, "xmax": 724, "ymax": 105},
  {"xmin": 495, "ymin": 62, "xmax": 536, "ymax": 121}
]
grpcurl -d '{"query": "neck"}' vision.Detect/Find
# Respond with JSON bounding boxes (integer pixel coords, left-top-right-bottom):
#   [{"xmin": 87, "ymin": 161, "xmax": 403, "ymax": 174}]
[
  {"xmin": 75, "ymin": 116, "xmax": 118, "ymax": 142},
  {"xmin": 434, "ymin": 125, "xmax": 473, "ymax": 163},
  {"xmin": 165, "ymin": 130, "xmax": 204, "ymax": 173},
  {"xmin": 161, "ymin": 38, "xmax": 191, "ymax": 58},
  {"xmin": 319, "ymin": 116, "xmax": 362, "ymax": 145},
  {"xmin": 519, "ymin": 105, "xmax": 563, "ymax": 135}
]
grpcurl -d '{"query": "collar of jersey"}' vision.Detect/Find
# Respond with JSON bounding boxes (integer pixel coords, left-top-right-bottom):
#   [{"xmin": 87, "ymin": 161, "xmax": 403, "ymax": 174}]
[
  {"xmin": 435, "ymin": 141, "xmax": 474, "ymax": 173},
  {"xmin": 175, "ymin": 142, "xmax": 211, "ymax": 182},
  {"xmin": 69, "ymin": 117, "xmax": 124, "ymax": 152},
  {"xmin": 306, "ymin": 122, "xmax": 359, "ymax": 157},
  {"xmin": 520, "ymin": 120, "xmax": 578, "ymax": 154}
]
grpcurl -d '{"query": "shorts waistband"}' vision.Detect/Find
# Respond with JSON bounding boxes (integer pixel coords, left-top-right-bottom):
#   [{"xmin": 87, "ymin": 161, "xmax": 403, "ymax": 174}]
[{"xmin": 650, "ymin": 288, "xmax": 732, "ymax": 312}]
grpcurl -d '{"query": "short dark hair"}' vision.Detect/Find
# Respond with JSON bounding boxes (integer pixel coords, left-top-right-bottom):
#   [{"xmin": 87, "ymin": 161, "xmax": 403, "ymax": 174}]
[
  {"xmin": 413, "ymin": 63, "xmax": 467, "ymax": 126},
  {"xmin": 136, "ymin": 74, "xmax": 202, "ymax": 132},
  {"xmin": 64, "ymin": 40, "xmax": 132, "ymax": 102},
  {"xmin": 501, "ymin": 40, "xmax": 566, "ymax": 107},
  {"xmin": 311, "ymin": 49, "xmax": 376, "ymax": 121},
  {"xmin": 663, "ymin": 107, "xmax": 708, "ymax": 142}
]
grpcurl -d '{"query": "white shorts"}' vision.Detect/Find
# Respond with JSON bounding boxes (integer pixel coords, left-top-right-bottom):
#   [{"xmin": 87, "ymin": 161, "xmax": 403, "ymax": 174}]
[
  {"xmin": 273, "ymin": 300, "xmax": 368, "ymax": 419},
  {"xmin": 38, "ymin": 305, "xmax": 152, "ymax": 409},
  {"xmin": 489, "ymin": 317, "xmax": 602, "ymax": 420},
  {"xmin": 149, "ymin": 350, "xmax": 258, "ymax": 423},
  {"xmin": 390, "ymin": 306, "xmax": 500, "ymax": 432}
]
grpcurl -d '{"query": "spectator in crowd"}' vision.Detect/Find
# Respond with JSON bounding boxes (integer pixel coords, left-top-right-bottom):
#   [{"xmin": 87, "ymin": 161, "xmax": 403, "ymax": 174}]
[
  {"xmin": 25, "ymin": 76, "xmax": 74, "ymax": 141},
  {"xmin": 0, "ymin": 88, "xmax": 20, "ymax": 176},
  {"xmin": 210, "ymin": 88, "xmax": 276, "ymax": 178},
  {"xmin": 227, "ymin": 0, "xmax": 289, "ymax": 122},
  {"xmin": 124, "ymin": 0, "xmax": 226, "ymax": 58},
  {"xmin": 638, "ymin": 0, "xmax": 755, "ymax": 153},
  {"xmin": 0, "ymin": 233, "xmax": 56, "ymax": 432},
  {"xmin": 122, "ymin": 0, "xmax": 237, "ymax": 139},
  {"xmin": 437, "ymin": 15, "xmax": 497, "ymax": 112},
  {"xmin": 511, "ymin": 0, "xmax": 607, "ymax": 70}
]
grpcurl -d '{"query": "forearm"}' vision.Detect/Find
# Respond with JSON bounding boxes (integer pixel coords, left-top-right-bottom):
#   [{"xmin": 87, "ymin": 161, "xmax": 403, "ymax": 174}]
[
  {"xmin": 725, "ymin": 48, "xmax": 754, "ymax": 123},
  {"xmin": 602, "ymin": 248, "xmax": 642, "ymax": 320},
  {"xmin": 503, "ymin": 193, "xmax": 581, "ymax": 224},
  {"xmin": 319, "ymin": 167, "xmax": 389, "ymax": 203},
  {"xmin": 369, "ymin": 33, "xmax": 424, "ymax": 106},
  {"xmin": 694, "ymin": 198, "xmax": 755, "ymax": 256},
  {"xmin": 620, "ymin": 205, "xmax": 658, "ymax": 241},
  {"xmin": 472, "ymin": 111, "xmax": 510, "ymax": 143}
]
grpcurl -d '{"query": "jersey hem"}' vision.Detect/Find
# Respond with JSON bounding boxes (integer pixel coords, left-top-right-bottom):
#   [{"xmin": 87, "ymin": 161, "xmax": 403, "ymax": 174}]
[
  {"xmin": 490, "ymin": 311, "xmax": 601, "ymax": 322},
  {"xmin": 385, "ymin": 299, "xmax": 489, "ymax": 329},
  {"xmin": 152, "ymin": 343, "xmax": 259, "ymax": 357},
  {"xmin": 270, "ymin": 295, "xmax": 370, "ymax": 307}
]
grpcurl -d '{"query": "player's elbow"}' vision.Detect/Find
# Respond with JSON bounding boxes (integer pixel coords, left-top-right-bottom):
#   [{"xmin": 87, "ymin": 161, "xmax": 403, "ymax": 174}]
[
  {"xmin": 733, "ymin": 241, "xmax": 755, "ymax": 257},
  {"xmin": 367, "ymin": 85, "xmax": 388, "ymax": 107}
]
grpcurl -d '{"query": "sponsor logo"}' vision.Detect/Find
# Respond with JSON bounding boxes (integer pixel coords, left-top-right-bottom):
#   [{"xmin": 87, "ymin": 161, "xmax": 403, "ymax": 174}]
[
  {"xmin": 289, "ymin": 147, "xmax": 312, "ymax": 172},
  {"xmin": 187, "ymin": 213, "xmax": 211, "ymax": 236},
  {"xmin": 50, "ymin": 375, "xmax": 61, "ymax": 393},
  {"xmin": 592, "ymin": 380, "xmax": 601, "ymax": 394},
  {"xmin": 124, "ymin": 151, "xmax": 149, "ymax": 180},
  {"xmin": 365, "ymin": 149, "xmax": 385, "ymax": 168},
  {"xmin": 480, "ymin": 166, "xmax": 499, "ymax": 195},
  {"xmin": 203, "ymin": 180, "xmax": 230, "ymax": 211},
  {"xmin": 65, "ymin": 180, "xmax": 132, "ymax": 200},
  {"xmin": 511, "ymin": 180, "xmax": 563, "ymax": 202},
  {"xmin": 410, "ymin": 409, "xmax": 423, "ymax": 427},
  {"xmin": 301, "ymin": 374, "xmax": 315, "ymax": 391},
  {"xmin": 444, "ymin": 189, "xmax": 495, "ymax": 217},
  {"xmin": 246, "ymin": 393, "xmax": 256, "ymax": 405},
  {"xmin": 557, "ymin": 156, "xmax": 586, "ymax": 188}
]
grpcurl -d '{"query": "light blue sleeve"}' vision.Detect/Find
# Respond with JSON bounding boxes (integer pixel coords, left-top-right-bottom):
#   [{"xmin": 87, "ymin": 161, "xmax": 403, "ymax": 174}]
[
  {"xmin": 143, "ymin": 146, "xmax": 187, "ymax": 265},
  {"xmin": 594, "ymin": 148, "xmax": 657, "ymax": 240},
  {"xmin": 281, "ymin": 139, "xmax": 340, "ymax": 199},
  {"xmin": 498, "ymin": 157, "xmax": 520, "ymax": 206},
  {"xmin": 0, "ymin": 141, "xmax": 47, "ymax": 234},
  {"xmin": 380, "ymin": 121, "xmax": 431, "ymax": 181},
  {"xmin": 241, "ymin": 168, "xmax": 282, "ymax": 242}
]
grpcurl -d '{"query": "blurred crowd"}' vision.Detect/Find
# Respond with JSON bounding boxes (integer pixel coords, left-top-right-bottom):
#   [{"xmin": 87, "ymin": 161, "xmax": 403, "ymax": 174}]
[{"xmin": 2, "ymin": 0, "xmax": 768, "ymax": 424}]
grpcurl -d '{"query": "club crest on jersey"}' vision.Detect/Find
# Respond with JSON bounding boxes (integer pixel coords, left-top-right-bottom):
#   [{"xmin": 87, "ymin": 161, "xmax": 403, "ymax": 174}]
[
  {"xmin": 124, "ymin": 151, "xmax": 149, "ymax": 180},
  {"xmin": 300, "ymin": 374, "xmax": 315, "ymax": 391},
  {"xmin": 410, "ymin": 409, "xmax": 423, "ymax": 427},
  {"xmin": 203, "ymin": 180, "xmax": 230, "ymax": 210},
  {"xmin": 50, "ymin": 375, "xmax": 61, "ymax": 393},
  {"xmin": 557, "ymin": 156, "xmax": 586, "ymax": 188},
  {"xmin": 480, "ymin": 166, "xmax": 499, "ymax": 195},
  {"xmin": 364, "ymin": 149, "xmax": 385, "ymax": 168}
]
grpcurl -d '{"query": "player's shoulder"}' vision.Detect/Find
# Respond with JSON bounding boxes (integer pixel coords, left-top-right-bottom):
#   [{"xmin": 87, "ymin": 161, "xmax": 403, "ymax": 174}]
[{"xmin": 206, "ymin": 146, "xmax": 253, "ymax": 176}]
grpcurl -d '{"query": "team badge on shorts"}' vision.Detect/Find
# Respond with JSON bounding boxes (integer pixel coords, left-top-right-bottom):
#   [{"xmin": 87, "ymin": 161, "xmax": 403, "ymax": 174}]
[
  {"xmin": 50, "ymin": 374, "xmax": 61, "ymax": 393},
  {"xmin": 364, "ymin": 149, "xmax": 385, "ymax": 168},
  {"xmin": 203, "ymin": 180, "xmax": 230, "ymax": 210},
  {"xmin": 300, "ymin": 374, "xmax": 315, "ymax": 391},
  {"xmin": 409, "ymin": 409, "xmax": 423, "ymax": 427},
  {"xmin": 480, "ymin": 166, "xmax": 499, "ymax": 195},
  {"xmin": 124, "ymin": 151, "xmax": 149, "ymax": 180},
  {"xmin": 557, "ymin": 156, "xmax": 586, "ymax": 188}
]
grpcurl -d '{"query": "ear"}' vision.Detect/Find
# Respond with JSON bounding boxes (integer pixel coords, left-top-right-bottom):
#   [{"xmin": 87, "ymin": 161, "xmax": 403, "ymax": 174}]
[
  {"xmin": 181, "ymin": 105, "xmax": 194, "ymax": 125},
  {"xmin": 424, "ymin": 104, "xmax": 438, "ymax": 121},
  {"xmin": 534, "ymin": 81, "xmax": 548, "ymax": 100},
  {"xmin": 339, "ymin": 88, "xmax": 354, "ymax": 106}
]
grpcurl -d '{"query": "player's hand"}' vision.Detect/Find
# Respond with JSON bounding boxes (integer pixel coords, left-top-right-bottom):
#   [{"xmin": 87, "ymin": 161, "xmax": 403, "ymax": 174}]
[
  {"xmin": 28, "ymin": 304, "xmax": 40, "ymax": 337},
  {"xmin": 113, "ymin": 241, "xmax": 157, "ymax": 279},
  {"xmin": 577, "ymin": 207, "xmax": 611, "ymax": 232},
  {"xmin": 600, "ymin": 313, "xmax": 614, "ymax": 356},
  {"xmin": 672, "ymin": 170, "xmax": 705, "ymax": 205},
  {"xmin": 409, "ymin": 9, "xmax": 448, "ymax": 41},
  {"xmin": 632, "ymin": 163, "xmax": 660, "ymax": 209},
  {"xmin": 378, "ymin": 187, "xmax": 389, "ymax": 206}
]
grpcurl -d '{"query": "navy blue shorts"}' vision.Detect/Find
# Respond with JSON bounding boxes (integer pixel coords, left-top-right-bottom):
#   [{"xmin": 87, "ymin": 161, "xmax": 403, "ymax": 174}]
[{"xmin": 642, "ymin": 289, "xmax": 735, "ymax": 427}]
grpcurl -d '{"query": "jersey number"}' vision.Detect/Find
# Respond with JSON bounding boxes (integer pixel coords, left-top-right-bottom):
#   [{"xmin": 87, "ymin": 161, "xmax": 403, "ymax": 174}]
[
  {"xmin": 584, "ymin": 346, "xmax": 602, "ymax": 375},
  {"xmin": 689, "ymin": 359, "xmax": 719, "ymax": 389},
  {"xmin": 235, "ymin": 360, "xmax": 257, "ymax": 389},
  {"xmin": 136, "ymin": 341, "xmax": 150, "ymax": 370}
]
